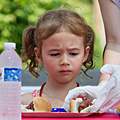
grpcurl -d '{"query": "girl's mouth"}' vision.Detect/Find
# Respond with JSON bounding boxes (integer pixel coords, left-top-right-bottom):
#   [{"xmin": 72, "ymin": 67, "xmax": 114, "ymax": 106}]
[{"xmin": 59, "ymin": 70, "xmax": 71, "ymax": 75}]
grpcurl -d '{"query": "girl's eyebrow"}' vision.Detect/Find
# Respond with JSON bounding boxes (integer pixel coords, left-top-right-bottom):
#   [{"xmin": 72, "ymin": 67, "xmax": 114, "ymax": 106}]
[
  {"xmin": 48, "ymin": 49, "xmax": 60, "ymax": 52},
  {"xmin": 69, "ymin": 48, "xmax": 80, "ymax": 50},
  {"xmin": 48, "ymin": 48, "xmax": 80, "ymax": 52}
]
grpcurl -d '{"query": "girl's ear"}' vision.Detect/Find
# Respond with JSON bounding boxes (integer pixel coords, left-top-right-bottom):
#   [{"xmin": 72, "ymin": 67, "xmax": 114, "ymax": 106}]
[
  {"xmin": 83, "ymin": 46, "xmax": 90, "ymax": 63},
  {"xmin": 34, "ymin": 47, "xmax": 43, "ymax": 64}
]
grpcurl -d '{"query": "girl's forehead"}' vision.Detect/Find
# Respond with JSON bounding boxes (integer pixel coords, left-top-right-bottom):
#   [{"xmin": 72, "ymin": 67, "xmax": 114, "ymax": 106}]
[
  {"xmin": 42, "ymin": 31, "xmax": 84, "ymax": 42},
  {"xmin": 41, "ymin": 31, "xmax": 85, "ymax": 49}
]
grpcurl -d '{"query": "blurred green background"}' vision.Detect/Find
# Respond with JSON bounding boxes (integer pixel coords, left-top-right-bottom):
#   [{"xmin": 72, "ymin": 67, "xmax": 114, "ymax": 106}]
[{"xmin": 0, "ymin": 0, "xmax": 103, "ymax": 69}]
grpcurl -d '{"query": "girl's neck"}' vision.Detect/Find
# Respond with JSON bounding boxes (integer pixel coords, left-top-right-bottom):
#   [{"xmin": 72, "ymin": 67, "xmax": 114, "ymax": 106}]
[
  {"xmin": 46, "ymin": 80, "xmax": 77, "ymax": 93},
  {"xmin": 41, "ymin": 80, "xmax": 78, "ymax": 108}
]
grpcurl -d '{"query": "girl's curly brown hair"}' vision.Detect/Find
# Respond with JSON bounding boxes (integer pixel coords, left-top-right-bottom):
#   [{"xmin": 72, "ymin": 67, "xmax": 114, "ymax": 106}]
[{"xmin": 21, "ymin": 7, "xmax": 95, "ymax": 78}]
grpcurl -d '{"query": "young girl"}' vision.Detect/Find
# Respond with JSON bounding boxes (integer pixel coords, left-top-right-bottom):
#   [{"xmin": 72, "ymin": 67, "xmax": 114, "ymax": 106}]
[{"xmin": 21, "ymin": 6, "xmax": 95, "ymax": 108}]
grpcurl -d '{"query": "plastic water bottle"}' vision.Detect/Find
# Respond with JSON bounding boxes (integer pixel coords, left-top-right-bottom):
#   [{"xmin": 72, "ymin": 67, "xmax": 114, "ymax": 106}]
[{"xmin": 0, "ymin": 42, "xmax": 22, "ymax": 120}]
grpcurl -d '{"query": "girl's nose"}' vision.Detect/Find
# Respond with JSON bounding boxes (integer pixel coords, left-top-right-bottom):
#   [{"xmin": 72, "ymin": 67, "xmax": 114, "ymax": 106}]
[{"xmin": 60, "ymin": 54, "xmax": 70, "ymax": 66}]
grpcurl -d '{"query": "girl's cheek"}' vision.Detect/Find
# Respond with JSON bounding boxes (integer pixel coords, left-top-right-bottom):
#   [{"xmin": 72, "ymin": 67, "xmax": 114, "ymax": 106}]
[{"xmin": 45, "ymin": 62, "xmax": 56, "ymax": 70}]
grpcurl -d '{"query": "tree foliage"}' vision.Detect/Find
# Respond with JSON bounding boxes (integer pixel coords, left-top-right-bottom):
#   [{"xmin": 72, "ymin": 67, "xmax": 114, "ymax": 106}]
[{"xmin": 0, "ymin": 0, "xmax": 102, "ymax": 68}]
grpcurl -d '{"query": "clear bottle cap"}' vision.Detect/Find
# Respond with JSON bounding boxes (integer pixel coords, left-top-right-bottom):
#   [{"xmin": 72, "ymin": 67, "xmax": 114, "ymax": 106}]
[{"xmin": 4, "ymin": 42, "xmax": 16, "ymax": 49}]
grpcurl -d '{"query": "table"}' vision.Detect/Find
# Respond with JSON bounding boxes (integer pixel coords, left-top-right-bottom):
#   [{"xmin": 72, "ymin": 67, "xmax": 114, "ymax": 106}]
[{"xmin": 22, "ymin": 113, "xmax": 120, "ymax": 120}]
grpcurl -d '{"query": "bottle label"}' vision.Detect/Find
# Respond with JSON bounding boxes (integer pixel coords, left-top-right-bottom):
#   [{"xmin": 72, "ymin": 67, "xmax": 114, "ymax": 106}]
[{"xmin": 0, "ymin": 68, "xmax": 22, "ymax": 82}]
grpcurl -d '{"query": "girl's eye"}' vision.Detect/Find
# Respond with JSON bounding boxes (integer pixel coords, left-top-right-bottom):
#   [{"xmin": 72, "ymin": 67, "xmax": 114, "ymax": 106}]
[
  {"xmin": 69, "ymin": 53, "xmax": 78, "ymax": 56},
  {"xmin": 50, "ymin": 53, "xmax": 60, "ymax": 56}
]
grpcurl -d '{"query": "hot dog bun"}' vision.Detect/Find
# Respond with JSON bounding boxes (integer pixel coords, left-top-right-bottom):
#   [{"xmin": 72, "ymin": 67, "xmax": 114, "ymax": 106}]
[
  {"xmin": 25, "ymin": 97, "xmax": 52, "ymax": 112},
  {"xmin": 70, "ymin": 97, "xmax": 83, "ymax": 113},
  {"xmin": 117, "ymin": 104, "xmax": 120, "ymax": 113},
  {"xmin": 33, "ymin": 97, "xmax": 52, "ymax": 112}
]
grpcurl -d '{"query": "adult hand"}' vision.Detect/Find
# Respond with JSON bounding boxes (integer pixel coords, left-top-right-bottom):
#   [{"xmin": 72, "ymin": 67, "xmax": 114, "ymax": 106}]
[
  {"xmin": 63, "ymin": 79, "xmax": 107, "ymax": 112},
  {"xmin": 91, "ymin": 64, "xmax": 120, "ymax": 113}
]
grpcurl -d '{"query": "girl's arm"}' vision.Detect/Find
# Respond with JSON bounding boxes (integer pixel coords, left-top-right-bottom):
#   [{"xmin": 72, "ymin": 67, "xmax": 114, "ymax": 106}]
[{"xmin": 21, "ymin": 93, "xmax": 33, "ymax": 105}]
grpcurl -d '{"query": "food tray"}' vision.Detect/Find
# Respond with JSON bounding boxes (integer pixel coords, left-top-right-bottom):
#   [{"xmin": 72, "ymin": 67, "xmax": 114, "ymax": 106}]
[{"xmin": 22, "ymin": 112, "xmax": 95, "ymax": 118}]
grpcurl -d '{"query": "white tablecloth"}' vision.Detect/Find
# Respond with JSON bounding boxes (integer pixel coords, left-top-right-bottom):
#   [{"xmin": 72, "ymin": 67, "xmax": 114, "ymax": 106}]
[{"xmin": 21, "ymin": 86, "xmax": 41, "ymax": 94}]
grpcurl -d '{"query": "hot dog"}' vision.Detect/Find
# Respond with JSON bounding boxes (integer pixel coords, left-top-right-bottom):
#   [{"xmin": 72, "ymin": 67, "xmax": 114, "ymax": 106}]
[{"xmin": 70, "ymin": 96, "xmax": 95, "ymax": 113}]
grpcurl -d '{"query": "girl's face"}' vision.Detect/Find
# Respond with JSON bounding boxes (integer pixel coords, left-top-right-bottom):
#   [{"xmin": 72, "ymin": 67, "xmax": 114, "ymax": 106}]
[{"xmin": 35, "ymin": 31, "xmax": 90, "ymax": 84}]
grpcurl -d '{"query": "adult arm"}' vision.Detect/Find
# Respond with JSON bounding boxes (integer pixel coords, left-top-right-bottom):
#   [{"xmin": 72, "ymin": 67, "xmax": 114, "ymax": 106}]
[{"xmin": 98, "ymin": 0, "xmax": 120, "ymax": 83}]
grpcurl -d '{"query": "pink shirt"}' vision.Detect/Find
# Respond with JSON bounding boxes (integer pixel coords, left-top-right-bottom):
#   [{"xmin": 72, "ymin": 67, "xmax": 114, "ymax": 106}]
[{"xmin": 112, "ymin": 0, "xmax": 120, "ymax": 9}]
